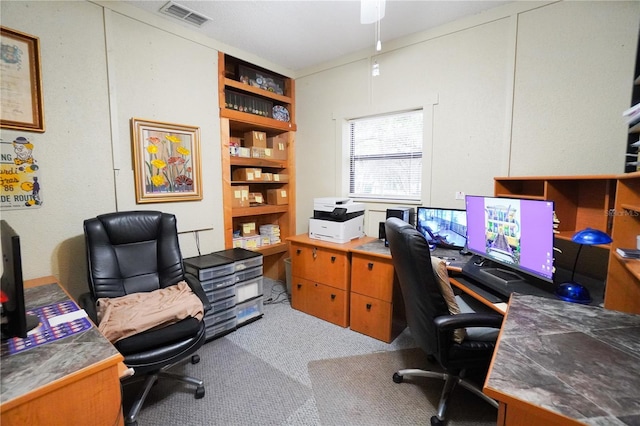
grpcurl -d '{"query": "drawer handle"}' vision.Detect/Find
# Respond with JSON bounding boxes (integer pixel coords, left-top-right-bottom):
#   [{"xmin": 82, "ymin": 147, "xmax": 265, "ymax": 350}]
[
  {"xmin": 330, "ymin": 294, "xmax": 336, "ymax": 300},
  {"xmin": 331, "ymin": 256, "xmax": 336, "ymax": 263},
  {"xmin": 296, "ymin": 249, "xmax": 301, "ymax": 255},
  {"xmin": 297, "ymin": 284, "xmax": 302, "ymax": 289},
  {"xmin": 313, "ymin": 247, "xmax": 317, "ymax": 259},
  {"xmin": 368, "ymin": 262, "xmax": 374, "ymax": 270},
  {"xmin": 366, "ymin": 303, "xmax": 372, "ymax": 310}
]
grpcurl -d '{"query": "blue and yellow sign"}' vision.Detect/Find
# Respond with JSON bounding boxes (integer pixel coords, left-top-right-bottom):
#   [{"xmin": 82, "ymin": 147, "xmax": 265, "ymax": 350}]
[{"xmin": 1, "ymin": 137, "xmax": 42, "ymax": 210}]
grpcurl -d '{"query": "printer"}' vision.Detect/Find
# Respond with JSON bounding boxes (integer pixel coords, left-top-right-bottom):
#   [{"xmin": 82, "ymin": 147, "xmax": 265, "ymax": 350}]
[{"xmin": 309, "ymin": 197, "xmax": 365, "ymax": 244}]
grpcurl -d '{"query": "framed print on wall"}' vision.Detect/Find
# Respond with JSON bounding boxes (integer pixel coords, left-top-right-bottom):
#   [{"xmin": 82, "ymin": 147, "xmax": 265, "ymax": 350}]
[
  {"xmin": 0, "ymin": 26, "xmax": 45, "ymax": 132},
  {"xmin": 131, "ymin": 118, "xmax": 203, "ymax": 204}
]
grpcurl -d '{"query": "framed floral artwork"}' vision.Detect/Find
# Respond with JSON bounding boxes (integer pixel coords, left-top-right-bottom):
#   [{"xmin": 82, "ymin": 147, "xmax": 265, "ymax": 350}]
[{"xmin": 130, "ymin": 118, "xmax": 202, "ymax": 203}]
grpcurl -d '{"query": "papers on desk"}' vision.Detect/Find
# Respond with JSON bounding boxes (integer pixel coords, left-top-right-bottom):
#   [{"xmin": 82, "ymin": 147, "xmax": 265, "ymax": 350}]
[{"xmin": 48, "ymin": 309, "xmax": 88, "ymax": 326}]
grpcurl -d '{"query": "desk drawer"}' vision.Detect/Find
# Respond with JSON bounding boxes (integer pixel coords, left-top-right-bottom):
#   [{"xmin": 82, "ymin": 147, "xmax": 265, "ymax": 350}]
[
  {"xmin": 350, "ymin": 292, "xmax": 393, "ymax": 342},
  {"xmin": 351, "ymin": 254, "xmax": 395, "ymax": 301},
  {"xmin": 291, "ymin": 276, "xmax": 349, "ymax": 327},
  {"xmin": 290, "ymin": 243, "xmax": 350, "ymax": 290}
]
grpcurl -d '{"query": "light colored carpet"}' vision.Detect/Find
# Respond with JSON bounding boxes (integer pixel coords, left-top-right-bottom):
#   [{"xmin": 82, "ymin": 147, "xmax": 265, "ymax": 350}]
[
  {"xmin": 308, "ymin": 348, "xmax": 498, "ymax": 426},
  {"xmin": 121, "ymin": 279, "xmax": 497, "ymax": 425}
]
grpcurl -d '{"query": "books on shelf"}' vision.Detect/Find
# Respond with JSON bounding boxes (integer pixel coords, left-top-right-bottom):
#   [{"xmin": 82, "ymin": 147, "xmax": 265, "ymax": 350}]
[{"xmin": 616, "ymin": 247, "xmax": 640, "ymax": 259}]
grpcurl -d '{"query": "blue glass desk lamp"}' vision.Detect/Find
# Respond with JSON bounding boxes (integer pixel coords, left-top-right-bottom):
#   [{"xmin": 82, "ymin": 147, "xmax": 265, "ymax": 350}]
[{"xmin": 555, "ymin": 228, "xmax": 612, "ymax": 304}]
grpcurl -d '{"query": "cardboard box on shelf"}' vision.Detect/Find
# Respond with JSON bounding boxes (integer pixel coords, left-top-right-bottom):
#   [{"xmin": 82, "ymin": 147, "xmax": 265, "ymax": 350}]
[
  {"xmin": 232, "ymin": 168, "xmax": 262, "ymax": 181},
  {"xmin": 243, "ymin": 235, "xmax": 261, "ymax": 250},
  {"xmin": 232, "ymin": 185, "xmax": 250, "ymax": 208},
  {"xmin": 273, "ymin": 174, "xmax": 289, "ymax": 182},
  {"xmin": 238, "ymin": 147, "xmax": 251, "ymax": 158},
  {"xmin": 267, "ymin": 135, "xmax": 288, "ymax": 160},
  {"xmin": 267, "ymin": 189, "xmax": 288, "ymax": 205},
  {"xmin": 244, "ymin": 131, "xmax": 267, "ymax": 148},
  {"xmin": 250, "ymin": 146, "xmax": 273, "ymax": 159},
  {"xmin": 240, "ymin": 221, "xmax": 257, "ymax": 237},
  {"xmin": 248, "ymin": 192, "xmax": 264, "ymax": 205}
]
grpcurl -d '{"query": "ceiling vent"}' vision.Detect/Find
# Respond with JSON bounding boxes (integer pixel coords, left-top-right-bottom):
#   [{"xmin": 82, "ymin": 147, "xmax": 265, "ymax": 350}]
[{"xmin": 159, "ymin": 1, "xmax": 210, "ymax": 27}]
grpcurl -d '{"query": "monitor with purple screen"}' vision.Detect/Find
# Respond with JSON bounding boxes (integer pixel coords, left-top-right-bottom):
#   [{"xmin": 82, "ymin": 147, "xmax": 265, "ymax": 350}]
[{"xmin": 465, "ymin": 195, "xmax": 555, "ymax": 284}]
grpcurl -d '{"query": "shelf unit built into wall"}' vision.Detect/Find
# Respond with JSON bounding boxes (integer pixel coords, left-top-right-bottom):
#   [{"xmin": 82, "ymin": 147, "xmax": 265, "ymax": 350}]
[
  {"xmin": 495, "ymin": 173, "xmax": 640, "ymax": 314},
  {"xmin": 605, "ymin": 171, "xmax": 640, "ymax": 314},
  {"xmin": 218, "ymin": 52, "xmax": 296, "ymax": 281},
  {"xmin": 494, "ymin": 175, "xmax": 617, "ymax": 243}
]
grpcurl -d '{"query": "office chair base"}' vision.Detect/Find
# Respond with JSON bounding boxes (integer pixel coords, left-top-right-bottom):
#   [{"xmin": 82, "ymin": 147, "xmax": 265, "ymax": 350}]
[
  {"xmin": 393, "ymin": 368, "xmax": 498, "ymax": 425},
  {"xmin": 124, "ymin": 356, "xmax": 205, "ymax": 426}
]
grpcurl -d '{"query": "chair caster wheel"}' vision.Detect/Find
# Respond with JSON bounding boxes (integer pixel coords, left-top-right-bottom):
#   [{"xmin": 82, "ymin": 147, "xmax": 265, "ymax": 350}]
[
  {"xmin": 125, "ymin": 420, "xmax": 138, "ymax": 426},
  {"xmin": 392, "ymin": 372, "xmax": 403, "ymax": 383},
  {"xmin": 191, "ymin": 354, "xmax": 200, "ymax": 364},
  {"xmin": 430, "ymin": 415, "xmax": 443, "ymax": 426},
  {"xmin": 195, "ymin": 386, "xmax": 205, "ymax": 399}
]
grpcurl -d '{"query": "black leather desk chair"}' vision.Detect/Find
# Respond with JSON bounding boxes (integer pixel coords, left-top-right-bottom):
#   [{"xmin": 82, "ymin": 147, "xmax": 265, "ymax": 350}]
[
  {"xmin": 80, "ymin": 211, "xmax": 211, "ymax": 426},
  {"xmin": 385, "ymin": 218, "xmax": 503, "ymax": 426}
]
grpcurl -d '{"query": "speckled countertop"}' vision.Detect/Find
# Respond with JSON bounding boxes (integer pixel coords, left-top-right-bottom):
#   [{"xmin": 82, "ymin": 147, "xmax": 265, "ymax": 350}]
[
  {"xmin": 485, "ymin": 293, "xmax": 640, "ymax": 426},
  {"xmin": 0, "ymin": 283, "xmax": 121, "ymax": 405}
]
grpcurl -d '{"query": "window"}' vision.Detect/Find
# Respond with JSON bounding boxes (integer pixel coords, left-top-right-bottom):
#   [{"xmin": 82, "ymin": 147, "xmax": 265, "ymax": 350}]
[{"xmin": 348, "ymin": 109, "xmax": 423, "ymax": 201}]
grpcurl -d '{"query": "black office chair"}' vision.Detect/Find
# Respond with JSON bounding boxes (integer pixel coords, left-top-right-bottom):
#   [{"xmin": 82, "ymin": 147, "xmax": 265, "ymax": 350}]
[
  {"xmin": 80, "ymin": 211, "xmax": 211, "ymax": 426},
  {"xmin": 385, "ymin": 218, "xmax": 503, "ymax": 426}
]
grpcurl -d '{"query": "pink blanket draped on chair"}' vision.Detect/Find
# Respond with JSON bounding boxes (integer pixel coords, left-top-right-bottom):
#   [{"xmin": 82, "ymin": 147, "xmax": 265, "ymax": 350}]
[{"xmin": 97, "ymin": 281, "xmax": 204, "ymax": 344}]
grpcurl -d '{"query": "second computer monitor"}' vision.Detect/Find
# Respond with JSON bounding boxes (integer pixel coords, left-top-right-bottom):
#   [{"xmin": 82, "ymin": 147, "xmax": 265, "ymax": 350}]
[{"xmin": 416, "ymin": 207, "xmax": 467, "ymax": 249}]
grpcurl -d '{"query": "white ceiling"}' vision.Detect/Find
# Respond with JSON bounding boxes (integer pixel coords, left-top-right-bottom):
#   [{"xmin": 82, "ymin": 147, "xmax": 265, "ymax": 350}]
[{"xmin": 125, "ymin": 0, "xmax": 511, "ymax": 73}]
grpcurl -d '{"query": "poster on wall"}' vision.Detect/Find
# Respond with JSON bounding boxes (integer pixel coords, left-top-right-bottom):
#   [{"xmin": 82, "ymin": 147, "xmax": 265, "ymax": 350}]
[{"xmin": 0, "ymin": 136, "xmax": 42, "ymax": 210}]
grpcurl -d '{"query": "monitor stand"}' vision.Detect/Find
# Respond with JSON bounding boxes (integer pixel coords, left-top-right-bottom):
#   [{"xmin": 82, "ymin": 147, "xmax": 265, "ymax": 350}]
[
  {"xmin": 462, "ymin": 256, "xmax": 526, "ymax": 297},
  {"xmin": 0, "ymin": 313, "xmax": 40, "ymax": 340},
  {"xmin": 25, "ymin": 312, "xmax": 40, "ymax": 333}
]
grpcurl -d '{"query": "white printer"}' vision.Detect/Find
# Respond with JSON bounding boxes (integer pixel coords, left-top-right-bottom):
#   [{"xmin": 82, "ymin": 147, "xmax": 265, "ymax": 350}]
[{"xmin": 309, "ymin": 197, "xmax": 365, "ymax": 243}]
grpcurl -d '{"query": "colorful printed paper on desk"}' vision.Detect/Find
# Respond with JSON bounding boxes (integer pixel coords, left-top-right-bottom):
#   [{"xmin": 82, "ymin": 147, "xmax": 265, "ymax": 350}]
[{"xmin": 2, "ymin": 300, "xmax": 92, "ymax": 355}]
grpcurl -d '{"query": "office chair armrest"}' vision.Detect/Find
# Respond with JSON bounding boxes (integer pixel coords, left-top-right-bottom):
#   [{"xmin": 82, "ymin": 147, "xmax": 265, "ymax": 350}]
[
  {"xmin": 434, "ymin": 313, "xmax": 503, "ymax": 332},
  {"xmin": 184, "ymin": 273, "xmax": 211, "ymax": 313},
  {"xmin": 78, "ymin": 291, "xmax": 99, "ymax": 324}
]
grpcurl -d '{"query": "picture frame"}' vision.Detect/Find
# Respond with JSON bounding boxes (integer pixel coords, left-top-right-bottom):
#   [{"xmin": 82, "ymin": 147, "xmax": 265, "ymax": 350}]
[
  {"xmin": 131, "ymin": 118, "xmax": 202, "ymax": 204},
  {"xmin": 0, "ymin": 27, "xmax": 45, "ymax": 132}
]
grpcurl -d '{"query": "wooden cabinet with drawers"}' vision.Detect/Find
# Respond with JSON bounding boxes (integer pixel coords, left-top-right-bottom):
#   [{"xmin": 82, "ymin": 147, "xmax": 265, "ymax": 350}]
[
  {"xmin": 350, "ymin": 245, "xmax": 406, "ymax": 343},
  {"xmin": 287, "ymin": 234, "xmax": 375, "ymax": 327}
]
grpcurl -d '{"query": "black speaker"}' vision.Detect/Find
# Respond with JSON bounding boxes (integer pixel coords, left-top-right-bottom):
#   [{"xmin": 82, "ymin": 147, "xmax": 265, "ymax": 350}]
[
  {"xmin": 386, "ymin": 207, "xmax": 415, "ymax": 226},
  {"xmin": 378, "ymin": 221, "xmax": 386, "ymax": 240}
]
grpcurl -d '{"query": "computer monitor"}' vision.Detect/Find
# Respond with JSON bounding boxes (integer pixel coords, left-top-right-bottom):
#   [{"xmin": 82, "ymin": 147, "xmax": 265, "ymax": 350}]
[
  {"xmin": 416, "ymin": 207, "xmax": 467, "ymax": 249},
  {"xmin": 1, "ymin": 220, "xmax": 39, "ymax": 339},
  {"xmin": 464, "ymin": 195, "xmax": 555, "ymax": 284}
]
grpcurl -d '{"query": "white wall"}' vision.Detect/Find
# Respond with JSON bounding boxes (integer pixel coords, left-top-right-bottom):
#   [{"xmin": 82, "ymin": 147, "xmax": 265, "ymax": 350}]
[
  {"xmin": 295, "ymin": 1, "xmax": 640, "ymax": 235},
  {"xmin": 0, "ymin": 1, "xmax": 227, "ymax": 298}
]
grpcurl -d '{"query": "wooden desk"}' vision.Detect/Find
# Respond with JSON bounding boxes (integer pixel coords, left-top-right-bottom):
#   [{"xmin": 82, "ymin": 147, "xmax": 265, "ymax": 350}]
[
  {"xmin": 288, "ymin": 234, "xmax": 376, "ymax": 327},
  {"xmin": 484, "ymin": 293, "xmax": 640, "ymax": 425},
  {"xmin": 1, "ymin": 277, "xmax": 125, "ymax": 426}
]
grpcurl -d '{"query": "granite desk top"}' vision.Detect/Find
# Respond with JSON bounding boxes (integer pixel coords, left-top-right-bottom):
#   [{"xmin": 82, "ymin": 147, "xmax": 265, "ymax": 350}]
[
  {"xmin": 485, "ymin": 293, "xmax": 640, "ymax": 425},
  {"xmin": 0, "ymin": 283, "xmax": 121, "ymax": 405},
  {"xmin": 353, "ymin": 239, "xmax": 469, "ymax": 269}
]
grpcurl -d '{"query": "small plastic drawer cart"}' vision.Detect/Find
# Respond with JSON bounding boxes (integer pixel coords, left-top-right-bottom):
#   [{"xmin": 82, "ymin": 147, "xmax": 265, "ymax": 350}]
[{"xmin": 184, "ymin": 248, "xmax": 264, "ymax": 341}]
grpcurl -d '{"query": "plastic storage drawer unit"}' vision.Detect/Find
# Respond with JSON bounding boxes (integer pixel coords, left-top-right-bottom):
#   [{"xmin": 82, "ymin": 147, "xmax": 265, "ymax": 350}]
[
  {"xmin": 237, "ymin": 296, "xmax": 264, "ymax": 326},
  {"xmin": 216, "ymin": 248, "xmax": 263, "ymax": 272},
  {"xmin": 201, "ymin": 273, "xmax": 236, "ymax": 293},
  {"xmin": 204, "ymin": 305, "xmax": 237, "ymax": 326},
  {"xmin": 184, "ymin": 253, "xmax": 235, "ymax": 281},
  {"xmin": 205, "ymin": 316, "xmax": 237, "ymax": 340},
  {"xmin": 206, "ymin": 284, "xmax": 236, "ymax": 303},
  {"xmin": 236, "ymin": 277, "xmax": 263, "ymax": 304},
  {"xmin": 235, "ymin": 265, "xmax": 263, "ymax": 284}
]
